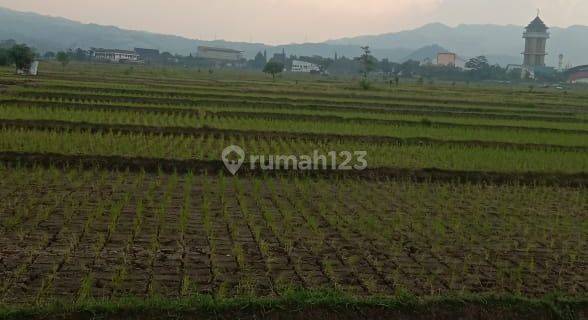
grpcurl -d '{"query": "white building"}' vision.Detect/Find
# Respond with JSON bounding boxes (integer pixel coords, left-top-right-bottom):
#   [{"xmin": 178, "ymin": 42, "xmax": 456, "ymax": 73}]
[
  {"xmin": 291, "ymin": 60, "xmax": 320, "ymax": 73},
  {"xmin": 196, "ymin": 46, "xmax": 243, "ymax": 61},
  {"xmin": 90, "ymin": 48, "xmax": 140, "ymax": 63},
  {"xmin": 437, "ymin": 52, "xmax": 456, "ymax": 66},
  {"xmin": 436, "ymin": 52, "xmax": 467, "ymax": 69}
]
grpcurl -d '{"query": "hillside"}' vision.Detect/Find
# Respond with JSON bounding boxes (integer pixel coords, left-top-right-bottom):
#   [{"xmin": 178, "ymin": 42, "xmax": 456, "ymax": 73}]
[
  {"xmin": 0, "ymin": 6, "xmax": 412, "ymax": 62},
  {"xmin": 327, "ymin": 22, "xmax": 588, "ymax": 66}
]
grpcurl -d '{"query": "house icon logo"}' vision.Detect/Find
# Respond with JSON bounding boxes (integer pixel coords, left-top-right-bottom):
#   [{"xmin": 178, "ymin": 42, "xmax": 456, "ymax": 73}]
[{"xmin": 221, "ymin": 145, "xmax": 245, "ymax": 175}]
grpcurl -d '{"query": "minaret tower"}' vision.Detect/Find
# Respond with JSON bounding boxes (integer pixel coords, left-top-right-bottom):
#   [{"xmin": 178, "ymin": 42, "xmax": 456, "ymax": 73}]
[{"xmin": 522, "ymin": 11, "xmax": 549, "ymax": 67}]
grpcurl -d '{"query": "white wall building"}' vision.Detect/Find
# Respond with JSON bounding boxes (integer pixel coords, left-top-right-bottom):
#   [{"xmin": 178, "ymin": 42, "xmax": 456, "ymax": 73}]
[
  {"xmin": 291, "ymin": 60, "xmax": 320, "ymax": 73},
  {"xmin": 196, "ymin": 46, "xmax": 243, "ymax": 61},
  {"xmin": 436, "ymin": 53, "xmax": 467, "ymax": 69},
  {"xmin": 90, "ymin": 48, "xmax": 140, "ymax": 63},
  {"xmin": 437, "ymin": 52, "xmax": 456, "ymax": 66}
]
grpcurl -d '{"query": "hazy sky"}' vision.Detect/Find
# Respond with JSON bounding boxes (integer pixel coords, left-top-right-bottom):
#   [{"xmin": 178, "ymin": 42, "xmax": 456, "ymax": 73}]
[{"xmin": 1, "ymin": 0, "xmax": 587, "ymax": 44}]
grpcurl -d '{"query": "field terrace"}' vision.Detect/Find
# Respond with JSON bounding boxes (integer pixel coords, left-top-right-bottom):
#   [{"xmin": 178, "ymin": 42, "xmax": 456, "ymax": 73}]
[{"xmin": 0, "ymin": 64, "xmax": 586, "ymax": 319}]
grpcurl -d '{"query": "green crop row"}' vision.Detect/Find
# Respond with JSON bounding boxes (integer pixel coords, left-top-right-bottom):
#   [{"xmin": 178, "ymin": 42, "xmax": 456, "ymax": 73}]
[
  {"xmin": 1, "ymin": 105, "xmax": 587, "ymax": 147},
  {"xmin": 12, "ymin": 85, "xmax": 588, "ymax": 116},
  {"xmin": 9, "ymin": 92, "xmax": 581, "ymax": 122},
  {"xmin": 3, "ymin": 97, "xmax": 586, "ymax": 130},
  {"xmin": 1, "ymin": 128, "xmax": 587, "ymax": 173},
  {"xmin": 25, "ymin": 72, "xmax": 588, "ymax": 110}
]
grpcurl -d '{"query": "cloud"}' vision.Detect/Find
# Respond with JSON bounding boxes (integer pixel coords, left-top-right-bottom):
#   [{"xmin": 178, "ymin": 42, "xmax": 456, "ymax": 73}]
[
  {"xmin": 262, "ymin": 0, "xmax": 441, "ymax": 16},
  {"xmin": 432, "ymin": 0, "xmax": 588, "ymax": 27}
]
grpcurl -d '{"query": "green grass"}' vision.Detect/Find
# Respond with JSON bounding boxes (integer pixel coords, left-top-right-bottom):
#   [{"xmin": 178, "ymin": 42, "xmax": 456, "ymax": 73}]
[
  {"xmin": 27, "ymin": 62, "xmax": 588, "ymax": 105},
  {"xmin": 1, "ymin": 62, "xmax": 587, "ymax": 318},
  {"xmin": 1, "ymin": 104, "xmax": 587, "ymax": 147},
  {"xmin": 3, "ymin": 98, "xmax": 587, "ymax": 130},
  {"xmin": 11, "ymin": 85, "xmax": 588, "ymax": 115},
  {"xmin": 1, "ymin": 290, "xmax": 586, "ymax": 320}
]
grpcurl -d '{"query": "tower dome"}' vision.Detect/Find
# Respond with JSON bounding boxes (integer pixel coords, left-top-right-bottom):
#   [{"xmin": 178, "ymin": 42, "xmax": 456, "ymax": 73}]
[
  {"xmin": 525, "ymin": 16, "xmax": 548, "ymax": 33},
  {"xmin": 522, "ymin": 14, "xmax": 549, "ymax": 67}
]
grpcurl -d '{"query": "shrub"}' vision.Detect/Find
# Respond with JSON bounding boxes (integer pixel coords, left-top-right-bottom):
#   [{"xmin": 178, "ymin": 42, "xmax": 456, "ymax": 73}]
[
  {"xmin": 0, "ymin": 48, "xmax": 10, "ymax": 66},
  {"xmin": 359, "ymin": 78, "xmax": 371, "ymax": 90},
  {"xmin": 420, "ymin": 118, "xmax": 433, "ymax": 126},
  {"xmin": 263, "ymin": 61, "xmax": 284, "ymax": 80},
  {"xmin": 8, "ymin": 44, "xmax": 34, "ymax": 71}
]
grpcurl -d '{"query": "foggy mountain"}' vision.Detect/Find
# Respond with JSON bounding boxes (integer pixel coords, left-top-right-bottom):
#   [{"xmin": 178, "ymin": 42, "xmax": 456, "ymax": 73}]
[
  {"xmin": 327, "ymin": 22, "xmax": 588, "ymax": 67},
  {"xmin": 1, "ymin": 6, "xmax": 587, "ymax": 66},
  {"xmin": 0, "ymin": 6, "xmax": 415, "ymax": 62}
]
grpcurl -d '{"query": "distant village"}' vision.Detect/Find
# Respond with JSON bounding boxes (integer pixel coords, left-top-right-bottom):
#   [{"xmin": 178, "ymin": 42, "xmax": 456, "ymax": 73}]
[
  {"xmin": 1, "ymin": 15, "xmax": 587, "ymax": 83},
  {"xmin": 37, "ymin": 46, "xmax": 329, "ymax": 75}
]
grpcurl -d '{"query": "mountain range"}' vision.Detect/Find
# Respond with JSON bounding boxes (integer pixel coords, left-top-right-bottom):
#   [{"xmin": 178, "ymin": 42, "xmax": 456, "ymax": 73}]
[{"xmin": 1, "ymin": 6, "xmax": 587, "ymax": 67}]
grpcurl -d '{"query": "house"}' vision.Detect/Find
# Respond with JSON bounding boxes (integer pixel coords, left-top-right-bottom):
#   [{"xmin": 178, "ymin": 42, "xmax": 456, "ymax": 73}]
[
  {"xmin": 196, "ymin": 46, "xmax": 243, "ymax": 61},
  {"xmin": 291, "ymin": 60, "xmax": 320, "ymax": 73},
  {"xmin": 90, "ymin": 48, "xmax": 141, "ymax": 63},
  {"xmin": 17, "ymin": 61, "xmax": 39, "ymax": 76},
  {"xmin": 437, "ymin": 52, "xmax": 457, "ymax": 67},
  {"xmin": 134, "ymin": 48, "xmax": 160, "ymax": 62},
  {"xmin": 272, "ymin": 48, "xmax": 287, "ymax": 64}
]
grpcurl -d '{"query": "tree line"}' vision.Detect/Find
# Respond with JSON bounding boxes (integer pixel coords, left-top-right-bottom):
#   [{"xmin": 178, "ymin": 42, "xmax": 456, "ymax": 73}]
[
  {"xmin": 0, "ymin": 43, "xmax": 36, "ymax": 71},
  {"xmin": 1, "ymin": 40, "xmax": 566, "ymax": 83},
  {"xmin": 250, "ymin": 47, "xmax": 542, "ymax": 82}
]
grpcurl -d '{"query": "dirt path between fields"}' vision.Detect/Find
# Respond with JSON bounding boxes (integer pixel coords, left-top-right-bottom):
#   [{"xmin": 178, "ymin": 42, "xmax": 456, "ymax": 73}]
[{"xmin": 5, "ymin": 301, "xmax": 585, "ymax": 320}]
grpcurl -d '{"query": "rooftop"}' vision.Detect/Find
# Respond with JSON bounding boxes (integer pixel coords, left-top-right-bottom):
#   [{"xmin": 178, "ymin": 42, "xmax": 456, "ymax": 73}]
[
  {"xmin": 197, "ymin": 46, "xmax": 243, "ymax": 54},
  {"xmin": 525, "ymin": 16, "xmax": 548, "ymax": 32},
  {"xmin": 91, "ymin": 48, "xmax": 137, "ymax": 54},
  {"xmin": 135, "ymin": 48, "xmax": 160, "ymax": 54}
]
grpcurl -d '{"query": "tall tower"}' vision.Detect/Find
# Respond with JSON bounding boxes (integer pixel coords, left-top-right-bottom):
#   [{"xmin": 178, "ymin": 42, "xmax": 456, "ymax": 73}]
[{"xmin": 522, "ymin": 14, "xmax": 549, "ymax": 67}]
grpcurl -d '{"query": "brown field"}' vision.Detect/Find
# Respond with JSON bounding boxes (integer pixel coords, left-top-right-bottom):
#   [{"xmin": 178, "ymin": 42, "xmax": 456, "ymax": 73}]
[
  {"xmin": 1, "ymin": 166, "xmax": 586, "ymax": 305},
  {"xmin": 0, "ymin": 63, "xmax": 587, "ymax": 319}
]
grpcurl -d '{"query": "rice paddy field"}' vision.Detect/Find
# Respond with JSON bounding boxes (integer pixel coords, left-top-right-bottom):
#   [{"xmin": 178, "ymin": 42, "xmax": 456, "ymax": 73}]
[{"xmin": 0, "ymin": 63, "xmax": 587, "ymax": 319}]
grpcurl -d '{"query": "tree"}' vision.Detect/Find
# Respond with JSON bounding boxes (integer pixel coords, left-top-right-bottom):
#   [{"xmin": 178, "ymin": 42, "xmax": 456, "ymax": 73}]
[
  {"xmin": 465, "ymin": 56, "xmax": 491, "ymax": 79},
  {"xmin": 161, "ymin": 52, "xmax": 174, "ymax": 63},
  {"xmin": 263, "ymin": 61, "xmax": 284, "ymax": 80},
  {"xmin": 327, "ymin": 56, "xmax": 361, "ymax": 75},
  {"xmin": 488, "ymin": 64, "xmax": 507, "ymax": 80},
  {"xmin": 358, "ymin": 46, "xmax": 375, "ymax": 79},
  {"xmin": 0, "ymin": 48, "xmax": 10, "ymax": 66},
  {"xmin": 252, "ymin": 51, "xmax": 267, "ymax": 70},
  {"xmin": 56, "ymin": 51, "xmax": 70, "ymax": 68},
  {"xmin": 356, "ymin": 46, "xmax": 376, "ymax": 89},
  {"xmin": 73, "ymin": 48, "xmax": 89, "ymax": 61},
  {"xmin": 399, "ymin": 60, "xmax": 420, "ymax": 77},
  {"xmin": 465, "ymin": 56, "xmax": 489, "ymax": 71},
  {"xmin": 380, "ymin": 58, "xmax": 392, "ymax": 75},
  {"xmin": 419, "ymin": 64, "xmax": 463, "ymax": 81},
  {"xmin": 43, "ymin": 51, "xmax": 55, "ymax": 59},
  {"xmin": 8, "ymin": 44, "xmax": 34, "ymax": 72},
  {"xmin": 316, "ymin": 58, "xmax": 333, "ymax": 73}
]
